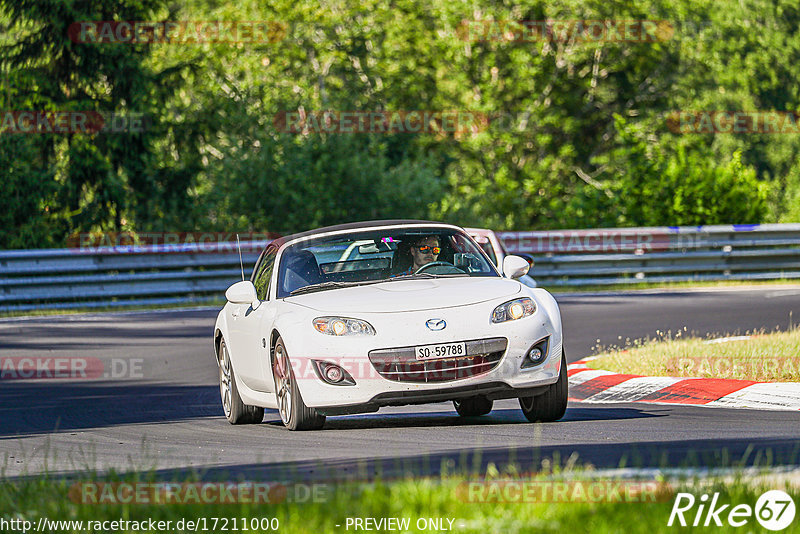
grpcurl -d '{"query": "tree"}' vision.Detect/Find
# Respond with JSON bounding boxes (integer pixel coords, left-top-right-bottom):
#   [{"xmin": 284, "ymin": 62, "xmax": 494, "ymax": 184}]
[{"xmin": 0, "ymin": 0, "xmax": 203, "ymax": 247}]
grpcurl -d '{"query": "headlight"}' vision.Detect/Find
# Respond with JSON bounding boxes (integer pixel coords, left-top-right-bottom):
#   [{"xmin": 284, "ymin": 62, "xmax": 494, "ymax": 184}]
[
  {"xmin": 491, "ymin": 297, "xmax": 536, "ymax": 323},
  {"xmin": 313, "ymin": 316, "xmax": 376, "ymax": 336}
]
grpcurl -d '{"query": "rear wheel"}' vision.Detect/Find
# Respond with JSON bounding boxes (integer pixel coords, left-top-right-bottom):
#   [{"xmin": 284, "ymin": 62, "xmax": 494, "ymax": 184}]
[
  {"xmin": 519, "ymin": 350, "xmax": 568, "ymax": 423},
  {"xmin": 219, "ymin": 340, "xmax": 264, "ymax": 424},
  {"xmin": 453, "ymin": 396, "xmax": 493, "ymax": 416},
  {"xmin": 273, "ymin": 337, "xmax": 326, "ymax": 431}
]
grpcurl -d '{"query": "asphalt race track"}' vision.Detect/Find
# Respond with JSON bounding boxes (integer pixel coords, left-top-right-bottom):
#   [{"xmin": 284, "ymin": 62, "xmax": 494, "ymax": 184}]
[{"xmin": 2, "ymin": 287, "xmax": 800, "ymax": 481}]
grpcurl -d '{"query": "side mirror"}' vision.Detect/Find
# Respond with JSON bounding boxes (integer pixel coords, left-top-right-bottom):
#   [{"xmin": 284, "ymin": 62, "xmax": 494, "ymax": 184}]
[
  {"xmin": 502, "ymin": 255, "xmax": 530, "ymax": 279},
  {"xmin": 516, "ymin": 253, "xmax": 535, "ymax": 268},
  {"xmin": 225, "ymin": 280, "xmax": 259, "ymax": 308}
]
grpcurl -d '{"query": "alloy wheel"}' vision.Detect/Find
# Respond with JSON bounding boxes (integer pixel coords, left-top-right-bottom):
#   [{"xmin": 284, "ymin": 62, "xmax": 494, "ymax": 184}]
[
  {"xmin": 219, "ymin": 344, "xmax": 232, "ymax": 417},
  {"xmin": 273, "ymin": 344, "xmax": 293, "ymax": 425}
]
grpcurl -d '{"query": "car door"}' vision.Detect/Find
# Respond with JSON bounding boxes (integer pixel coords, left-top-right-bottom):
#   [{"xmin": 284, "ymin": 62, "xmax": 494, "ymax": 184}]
[{"xmin": 227, "ymin": 245, "xmax": 278, "ymax": 393}]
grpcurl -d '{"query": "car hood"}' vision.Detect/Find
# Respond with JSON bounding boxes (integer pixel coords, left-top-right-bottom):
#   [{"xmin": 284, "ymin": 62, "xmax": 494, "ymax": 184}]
[{"xmin": 285, "ymin": 277, "xmax": 521, "ymax": 313}]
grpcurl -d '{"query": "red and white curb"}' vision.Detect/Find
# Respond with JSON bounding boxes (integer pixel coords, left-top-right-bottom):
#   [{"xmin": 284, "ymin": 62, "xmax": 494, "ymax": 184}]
[{"xmin": 567, "ymin": 358, "xmax": 800, "ymax": 411}]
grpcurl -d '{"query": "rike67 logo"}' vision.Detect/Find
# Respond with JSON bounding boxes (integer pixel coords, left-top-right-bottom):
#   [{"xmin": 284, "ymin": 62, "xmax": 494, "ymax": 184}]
[{"xmin": 668, "ymin": 490, "xmax": 796, "ymax": 530}]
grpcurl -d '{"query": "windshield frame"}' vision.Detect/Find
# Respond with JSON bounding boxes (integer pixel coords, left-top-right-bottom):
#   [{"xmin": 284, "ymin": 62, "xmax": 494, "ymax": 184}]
[{"xmin": 272, "ymin": 223, "xmax": 501, "ymax": 299}]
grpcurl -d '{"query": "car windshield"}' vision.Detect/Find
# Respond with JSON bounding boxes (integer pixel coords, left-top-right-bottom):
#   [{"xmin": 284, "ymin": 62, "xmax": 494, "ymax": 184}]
[
  {"xmin": 276, "ymin": 227, "xmax": 499, "ymax": 298},
  {"xmin": 470, "ymin": 235, "xmax": 498, "ymax": 266}
]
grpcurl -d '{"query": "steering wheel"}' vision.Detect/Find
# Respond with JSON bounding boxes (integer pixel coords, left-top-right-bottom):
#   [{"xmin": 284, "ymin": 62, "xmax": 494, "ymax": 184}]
[{"xmin": 415, "ymin": 261, "xmax": 456, "ymax": 274}]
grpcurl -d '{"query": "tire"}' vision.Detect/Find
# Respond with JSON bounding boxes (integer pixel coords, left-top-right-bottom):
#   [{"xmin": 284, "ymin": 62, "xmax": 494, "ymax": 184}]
[
  {"xmin": 219, "ymin": 340, "xmax": 264, "ymax": 424},
  {"xmin": 272, "ymin": 337, "xmax": 326, "ymax": 431},
  {"xmin": 453, "ymin": 396, "xmax": 493, "ymax": 416},
  {"xmin": 519, "ymin": 350, "xmax": 568, "ymax": 423}
]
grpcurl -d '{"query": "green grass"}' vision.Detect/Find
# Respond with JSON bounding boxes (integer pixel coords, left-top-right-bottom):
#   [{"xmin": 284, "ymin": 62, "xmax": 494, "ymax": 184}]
[
  {"xmin": 588, "ymin": 328, "xmax": 800, "ymax": 381},
  {"xmin": 2, "ymin": 469, "xmax": 799, "ymax": 533}
]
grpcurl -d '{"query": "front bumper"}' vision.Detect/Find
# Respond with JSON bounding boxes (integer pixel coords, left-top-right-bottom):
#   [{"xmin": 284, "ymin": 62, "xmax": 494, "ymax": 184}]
[
  {"xmin": 285, "ymin": 304, "xmax": 563, "ymax": 409},
  {"xmin": 317, "ymin": 382, "xmax": 550, "ymax": 416}
]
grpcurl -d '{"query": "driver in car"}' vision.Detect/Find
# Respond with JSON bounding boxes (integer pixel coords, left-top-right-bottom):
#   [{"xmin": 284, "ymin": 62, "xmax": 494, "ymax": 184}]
[{"xmin": 394, "ymin": 235, "xmax": 440, "ymax": 276}]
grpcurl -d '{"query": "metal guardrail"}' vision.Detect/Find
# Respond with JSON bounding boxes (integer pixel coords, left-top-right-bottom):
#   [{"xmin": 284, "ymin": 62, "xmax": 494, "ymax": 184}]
[
  {"xmin": 1, "ymin": 224, "xmax": 799, "ymax": 312},
  {"xmin": 500, "ymin": 224, "xmax": 800, "ymax": 287},
  {"xmin": 0, "ymin": 241, "xmax": 268, "ymax": 312}
]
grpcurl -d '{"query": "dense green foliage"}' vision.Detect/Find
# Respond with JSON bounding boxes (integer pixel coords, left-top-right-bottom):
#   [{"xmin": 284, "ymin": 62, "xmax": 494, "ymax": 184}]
[{"xmin": 1, "ymin": 0, "xmax": 798, "ymax": 247}]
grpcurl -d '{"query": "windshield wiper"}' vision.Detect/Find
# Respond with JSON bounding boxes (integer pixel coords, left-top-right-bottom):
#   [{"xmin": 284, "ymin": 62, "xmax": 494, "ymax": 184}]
[
  {"xmin": 289, "ymin": 280, "xmax": 379, "ymax": 296},
  {"xmin": 385, "ymin": 272, "xmax": 467, "ymax": 282},
  {"xmin": 385, "ymin": 273, "xmax": 437, "ymax": 281}
]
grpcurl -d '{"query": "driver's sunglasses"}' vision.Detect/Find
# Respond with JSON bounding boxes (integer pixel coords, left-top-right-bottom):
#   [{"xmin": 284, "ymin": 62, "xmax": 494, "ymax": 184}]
[{"xmin": 417, "ymin": 245, "xmax": 441, "ymax": 254}]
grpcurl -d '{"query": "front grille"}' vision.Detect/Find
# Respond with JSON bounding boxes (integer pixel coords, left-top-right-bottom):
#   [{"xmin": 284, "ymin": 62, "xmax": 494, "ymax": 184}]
[{"xmin": 368, "ymin": 338, "xmax": 508, "ymax": 383}]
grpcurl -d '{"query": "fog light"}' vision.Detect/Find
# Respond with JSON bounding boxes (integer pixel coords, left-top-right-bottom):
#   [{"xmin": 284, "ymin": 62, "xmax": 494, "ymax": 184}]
[
  {"xmin": 312, "ymin": 360, "xmax": 356, "ymax": 386},
  {"xmin": 522, "ymin": 337, "xmax": 549, "ymax": 369},
  {"xmin": 527, "ymin": 347, "xmax": 543, "ymax": 362},
  {"xmin": 324, "ymin": 365, "xmax": 343, "ymax": 383}
]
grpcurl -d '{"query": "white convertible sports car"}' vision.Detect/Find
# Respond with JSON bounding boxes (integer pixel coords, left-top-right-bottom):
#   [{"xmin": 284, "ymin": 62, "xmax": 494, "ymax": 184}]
[{"xmin": 214, "ymin": 220, "xmax": 567, "ymax": 430}]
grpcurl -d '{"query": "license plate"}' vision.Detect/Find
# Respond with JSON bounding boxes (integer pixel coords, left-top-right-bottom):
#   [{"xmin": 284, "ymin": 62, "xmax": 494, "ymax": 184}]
[{"xmin": 415, "ymin": 342, "xmax": 467, "ymax": 360}]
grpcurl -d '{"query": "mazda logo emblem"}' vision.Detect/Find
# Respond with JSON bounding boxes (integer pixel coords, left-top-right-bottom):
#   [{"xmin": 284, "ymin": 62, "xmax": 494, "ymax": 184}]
[{"xmin": 426, "ymin": 318, "xmax": 446, "ymax": 331}]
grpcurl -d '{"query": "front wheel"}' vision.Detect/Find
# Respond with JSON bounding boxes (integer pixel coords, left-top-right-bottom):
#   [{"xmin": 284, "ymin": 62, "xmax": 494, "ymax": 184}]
[
  {"xmin": 519, "ymin": 350, "xmax": 568, "ymax": 423},
  {"xmin": 272, "ymin": 337, "xmax": 326, "ymax": 431},
  {"xmin": 219, "ymin": 340, "xmax": 264, "ymax": 424},
  {"xmin": 453, "ymin": 396, "xmax": 493, "ymax": 416}
]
